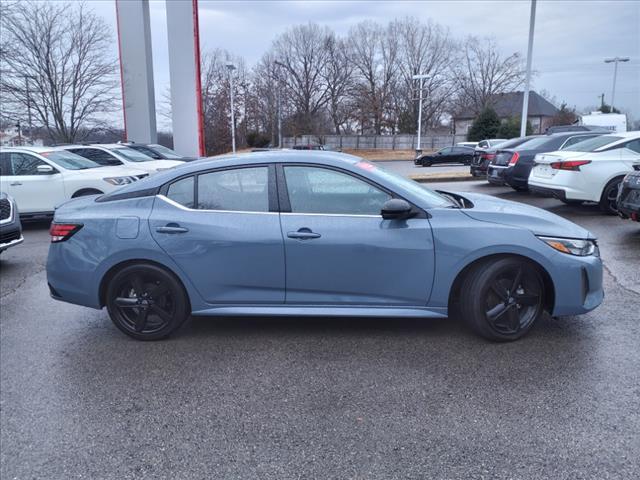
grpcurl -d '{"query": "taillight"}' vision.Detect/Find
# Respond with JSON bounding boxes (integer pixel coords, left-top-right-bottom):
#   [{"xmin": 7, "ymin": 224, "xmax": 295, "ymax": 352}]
[
  {"xmin": 482, "ymin": 153, "xmax": 496, "ymax": 160},
  {"xmin": 508, "ymin": 152, "xmax": 520, "ymax": 165},
  {"xmin": 550, "ymin": 160, "xmax": 592, "ymax": 171},
  {"xmin": 49, "ymin": 223, "xmax": 83, "ymax": 243}
]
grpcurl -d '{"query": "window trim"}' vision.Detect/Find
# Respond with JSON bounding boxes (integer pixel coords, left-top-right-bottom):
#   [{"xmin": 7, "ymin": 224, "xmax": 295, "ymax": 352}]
[
  {"xmin": 160, "ymin": 164, "xmax": 278, "ymax": 213},
  {"xmin": 276, "ymin": 163, "xmax": 427, "ymax": 218}
]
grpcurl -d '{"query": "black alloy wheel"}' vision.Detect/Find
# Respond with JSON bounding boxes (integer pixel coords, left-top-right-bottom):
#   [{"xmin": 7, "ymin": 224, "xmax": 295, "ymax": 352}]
[
  {"xmin": 459, "ymin": 257, "xmax": 545, "ymax": 341},
  {"xmin": 106, "ymin": 264, "xmax": 189, "ymax": 340}
]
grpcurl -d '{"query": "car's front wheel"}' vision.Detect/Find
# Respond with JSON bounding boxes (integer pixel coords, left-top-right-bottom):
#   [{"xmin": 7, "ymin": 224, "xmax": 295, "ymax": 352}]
[
  {"xmin": 422, "ymin": 160, "xmax": 432, "ymax": 167},
  {"xmin": 106, "ymin": 264, "xmax": 189, "ymax": 340},
  {"xmin": 459, "ymin": 257, "xmax": 545, "ymax": 341}
]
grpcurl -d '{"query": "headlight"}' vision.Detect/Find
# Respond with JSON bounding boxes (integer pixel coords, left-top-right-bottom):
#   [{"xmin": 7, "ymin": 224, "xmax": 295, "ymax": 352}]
[
  {"xmin": 103, "ymin": 176, "xmax": 134, "ymax": 185},
  {"xmin": 537, "ymin": 236, "xmax": 598, "ymax": 256}
]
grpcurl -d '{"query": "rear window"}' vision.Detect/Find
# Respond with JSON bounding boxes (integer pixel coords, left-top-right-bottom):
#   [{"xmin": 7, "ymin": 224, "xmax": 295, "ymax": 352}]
[{"xmin": 561, "ymin": 135, "xmax": 623, "ymax": 152}]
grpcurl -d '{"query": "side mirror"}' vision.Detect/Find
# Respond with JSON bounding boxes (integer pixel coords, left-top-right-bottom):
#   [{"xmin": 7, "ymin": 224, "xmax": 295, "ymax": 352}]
[
  {"xmin": 381, "ymin": 199, "xmax": 413, "ymax": 220},
  {"xmin": 36, "ymin": 164, "xmax": 55, "ymax": 174}
]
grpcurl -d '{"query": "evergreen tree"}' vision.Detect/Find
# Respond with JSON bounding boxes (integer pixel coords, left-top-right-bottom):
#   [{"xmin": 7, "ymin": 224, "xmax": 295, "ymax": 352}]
[{"xmin": 467, "ymin": 107, "xmax": 500, "ymax": 141}]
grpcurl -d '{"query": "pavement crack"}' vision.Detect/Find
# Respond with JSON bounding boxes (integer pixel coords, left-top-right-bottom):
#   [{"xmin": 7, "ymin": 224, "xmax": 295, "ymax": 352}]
[
  {"xmin": 602, "ymin": 261, "xmax": 640, "ymax": 297},
  {"xmin": 0, "ymin": 265, "xmax": 47, "ymax": 299}
]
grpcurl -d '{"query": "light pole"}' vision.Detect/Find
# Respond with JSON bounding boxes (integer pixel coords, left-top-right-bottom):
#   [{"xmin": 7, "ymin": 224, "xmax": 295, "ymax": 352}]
[
  {"xmin": 604, "ymin": 57, "xmax": 630, "ymax": 113},
  {"xmin": 412, "ymin": 74, "xmax": 429, "ymax": 155},
  {"xmin": 274, "ymin": 60, "xmax": 285, "ymax": 148},
  {"xmin": 520, "ymin": 0, "xmax": 537, "ymax": 137},
  {"xmin": 226, "ymin": 62, "xmax": 237, "ymax": 153}
]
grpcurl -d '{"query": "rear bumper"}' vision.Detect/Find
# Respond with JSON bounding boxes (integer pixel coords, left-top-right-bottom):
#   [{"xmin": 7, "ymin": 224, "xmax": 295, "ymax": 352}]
[
  {"xmin": 529, "ymin": 185, "xmax": 568, "ymax": 201},
  {"xmin": 486, "ymin": 166, "xmax": 507, "ymax": 185}
]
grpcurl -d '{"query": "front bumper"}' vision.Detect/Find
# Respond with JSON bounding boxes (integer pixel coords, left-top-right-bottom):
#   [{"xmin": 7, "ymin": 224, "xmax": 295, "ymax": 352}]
[
  {"xmin": 0, "ymin": 224, "xmax": 24, "ymax": 252},
  {"xmin": 550, "ymin": 252, "xmax": 604, "ymax": 316}
]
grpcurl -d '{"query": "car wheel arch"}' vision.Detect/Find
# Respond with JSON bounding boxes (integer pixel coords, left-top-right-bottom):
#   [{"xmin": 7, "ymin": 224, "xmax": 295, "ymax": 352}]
[
  {"xmin": 99, "ymin": 259, "xmax": 191, "ymax": 312},
  {"xmin": 72, "ymin": 188, "xmax": 104, "ymax": 198},
  {"xmin": 447, "ymin": 253, "xmax": 555, "ymax": 316}
]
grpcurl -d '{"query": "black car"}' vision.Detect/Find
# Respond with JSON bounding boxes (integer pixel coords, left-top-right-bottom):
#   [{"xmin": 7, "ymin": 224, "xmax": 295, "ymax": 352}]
[
  {"xmin": 124, "ymin": 143, "xmax": 197, "ymax": 161},
  {"xmin": 0, "ymin": 192, "xmax": 23, "ymax": 254},
  {"xmin": 415, "ymin": 146, "xmax": 475, "ymax": 167},
  {"xmin": 470, "ymin": 136, "xmax": 536, "ymax": 177},
  {"xmin": 617, "ymin": 167, "xmax": 640, "ymax": 222},
  {"xmin": 292, "ymin": 144, "xmax": 325, "ymax": 151},
  {"xmin": 487, "ymin": 131, "xmax": 608, "ymax": 191}
]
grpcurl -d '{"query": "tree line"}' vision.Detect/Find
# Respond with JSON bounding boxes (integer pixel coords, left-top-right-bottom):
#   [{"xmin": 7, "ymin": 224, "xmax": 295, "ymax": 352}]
[{"xmin": 1, "ymin": 1, "xmax": 530, "ymax": 154}]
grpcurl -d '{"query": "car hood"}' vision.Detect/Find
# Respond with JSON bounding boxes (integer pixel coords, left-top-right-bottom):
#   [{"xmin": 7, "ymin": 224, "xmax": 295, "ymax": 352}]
[{"xmin": 455, "ymin": 192, "xmax": 594, "ymax": 239}]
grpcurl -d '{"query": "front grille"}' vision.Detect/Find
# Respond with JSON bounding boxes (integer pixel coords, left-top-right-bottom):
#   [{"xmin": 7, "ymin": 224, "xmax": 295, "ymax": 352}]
[
  {"xmin": 0, "ymin": 199, "xmax": 11, "ymax": 221},
  {"xmin": 0, "ymin": 229, "xmax": 20, "ymax": 244}
]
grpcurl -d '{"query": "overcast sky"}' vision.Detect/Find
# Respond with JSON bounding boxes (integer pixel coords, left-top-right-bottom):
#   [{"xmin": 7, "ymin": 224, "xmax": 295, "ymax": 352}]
[{"xmin": 88, "ymin": 0, "xmax": 640, "ymax": 130}]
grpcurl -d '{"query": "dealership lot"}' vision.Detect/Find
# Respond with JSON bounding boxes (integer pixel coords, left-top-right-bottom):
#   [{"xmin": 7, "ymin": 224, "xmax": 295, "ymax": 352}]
[{"xmin": 1, "ymin": 179, "xmax": 639, "ymax": 479}]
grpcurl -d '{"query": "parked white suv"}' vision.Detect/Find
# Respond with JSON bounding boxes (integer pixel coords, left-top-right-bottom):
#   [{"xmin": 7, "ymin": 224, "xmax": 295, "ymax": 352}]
[
  {"xmin": 528, "ymin": 131, "xmax": 640, "ymax": 214},
  {"xmin": 0, "ymin": 146, "xmax": 149, "ymax": 219},
  {"xmin": 62, "ymin": 144, "xmax": 184, "ymax": 173}
]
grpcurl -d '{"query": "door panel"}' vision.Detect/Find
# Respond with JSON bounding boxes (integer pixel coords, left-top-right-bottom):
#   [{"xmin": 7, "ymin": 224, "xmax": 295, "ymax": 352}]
[
  {"xmin": 149, "ymin": 167, "xmax": 285, "ymax": 304},
  {"xmin": 279, "ymin": 164, "xmax": 434, "ymax": 305},
  {"xmin": 280, "ymin": 214, "xmax": 435, "ymax": 305},
  {"xmin": 0, "ymin": 152, "xmax": 65, "ymax": 213}
]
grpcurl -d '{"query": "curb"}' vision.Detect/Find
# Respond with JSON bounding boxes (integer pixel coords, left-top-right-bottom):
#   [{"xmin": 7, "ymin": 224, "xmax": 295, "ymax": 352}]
[{"xmin": 410, "ymin": 175, "xmax": 477, "ymax": 184}]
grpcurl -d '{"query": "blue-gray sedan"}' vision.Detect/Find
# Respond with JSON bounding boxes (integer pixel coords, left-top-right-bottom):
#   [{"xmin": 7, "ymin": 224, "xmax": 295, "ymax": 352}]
[{"xmin": 46, "ymin": 151, "xmax": 603, "ymax": 341}]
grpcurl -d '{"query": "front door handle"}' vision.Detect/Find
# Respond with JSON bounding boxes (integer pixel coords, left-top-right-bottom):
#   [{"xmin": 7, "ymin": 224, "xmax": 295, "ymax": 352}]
[
  {"xmin": 287, "ymin": 228, "xmax": 321, "ymax": 240},
  {"xmin": 156, "ymin": 223, "xmax": 189, "ymax": 234},
  {"xmin": 10, "ymin": 182, "xmax": 22, "ymax": 186}
]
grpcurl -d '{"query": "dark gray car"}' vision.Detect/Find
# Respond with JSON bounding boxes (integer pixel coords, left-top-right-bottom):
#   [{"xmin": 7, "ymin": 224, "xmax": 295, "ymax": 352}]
[{"xmin": 487, "ymin": 131, "xmax": 608, "ymax": 191}]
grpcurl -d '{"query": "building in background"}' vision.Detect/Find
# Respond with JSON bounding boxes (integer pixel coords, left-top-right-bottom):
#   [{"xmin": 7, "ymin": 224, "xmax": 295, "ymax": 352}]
[{"xmin": 453, "ymin": 91, "xmax": 559, "ymax": 135}]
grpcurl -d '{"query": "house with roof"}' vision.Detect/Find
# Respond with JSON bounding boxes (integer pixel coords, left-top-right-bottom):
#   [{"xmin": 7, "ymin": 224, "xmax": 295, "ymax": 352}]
[{"xmin": 453, "ymin": 91, "xmax": 559, "ymax": 136}]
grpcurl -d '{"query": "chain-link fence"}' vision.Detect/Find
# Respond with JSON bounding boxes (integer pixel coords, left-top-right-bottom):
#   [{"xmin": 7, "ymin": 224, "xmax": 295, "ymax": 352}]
[{"xmin": 282, "ymin": 134, "xmax": 468, "ymax": 150}]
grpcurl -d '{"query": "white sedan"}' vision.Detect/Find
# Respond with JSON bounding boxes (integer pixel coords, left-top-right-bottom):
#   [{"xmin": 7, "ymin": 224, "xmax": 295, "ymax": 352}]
[
  {"xmin": 528, "ymin": 131, "xmax": 640, "ymax": 214},
  {"xmin": 0, "ymin": 146, "xmax": 149, "ymax": 219},
  {"xmin": 62, "ymin": 144, "xmax": 184, "ymax": 174}
]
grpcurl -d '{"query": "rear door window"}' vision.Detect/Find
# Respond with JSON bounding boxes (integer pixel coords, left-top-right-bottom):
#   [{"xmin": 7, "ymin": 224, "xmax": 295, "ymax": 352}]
[{"xmin": 197, "ymin": 167, "xmax": 269, "ymax": 212}]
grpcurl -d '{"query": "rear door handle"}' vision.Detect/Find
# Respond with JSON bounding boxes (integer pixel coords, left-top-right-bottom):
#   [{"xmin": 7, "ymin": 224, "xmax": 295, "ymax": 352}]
[
  {"xmin": 287, "ymin": 228, "xmax": 321, "ymax": 240},
  {"xmin": 156, "ymin": 223, "xmax": 189, "ymax": 234}
]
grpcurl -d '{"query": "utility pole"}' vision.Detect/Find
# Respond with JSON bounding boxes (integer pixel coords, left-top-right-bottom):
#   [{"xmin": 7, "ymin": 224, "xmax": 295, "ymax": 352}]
[
  {"xmin": 520, "ymin": 0, "xmax": 537, "ymax": 137},
  {"xmin": 274, "ymin": 60, "xmax": 285, "ymax": 148},
  {"xmin": 598, "ymin": 93, "xmax": 605, "ymax": 110},
  {"xmin": 604, "ymin": 57, "xmax": 630, "ymax": 113},
  {"xmin": 15, "ymin": 122, "xmax": 22, "ymax": 146},
  {"xmin": 226, "ymin": 62, "xmax": 237, "ymax": 153},
  {"xmin": 412, "ymin": 74, "xmax": 429, "ymax": 155}
]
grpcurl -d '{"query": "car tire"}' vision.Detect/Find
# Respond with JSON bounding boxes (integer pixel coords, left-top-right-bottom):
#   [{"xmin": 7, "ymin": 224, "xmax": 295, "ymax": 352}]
[
  {"xmin": 599, "ymin": 177, "xmax": 623, "ymax": 215},
  {"xmin": 422, "ymin": 160, "xmax": 432, "ymax": 167},
  {"xmin": 105, "ymin": 263, "xmax": 190, "ymax": 341},
  {"xmin": 458, "ymin": 257, "xmax": 545, "ymax": 341}
]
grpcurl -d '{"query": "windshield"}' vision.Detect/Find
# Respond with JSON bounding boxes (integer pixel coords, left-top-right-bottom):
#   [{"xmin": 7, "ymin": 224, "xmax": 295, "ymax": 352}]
[
  {"xmin": 149, "ymin": 144, "xmax": 183, "ymax": 159},
  {"xmin": 358, "ymin": 160, "xmax": 454, "ymax": 208},
  {"xmin": 40, "ymin": 150, "xmax": 101, "ymax": 170},
  {"xmin": 561, "ymin": 135, "xmax": 623, "ymax": 152},
  {"xmin": 112, "ymin": 147, "xmax": 155, "ymax": 162}
]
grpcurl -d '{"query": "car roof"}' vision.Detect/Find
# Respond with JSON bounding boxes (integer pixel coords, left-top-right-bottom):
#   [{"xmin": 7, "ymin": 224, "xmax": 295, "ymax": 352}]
[{"xmin": 0, "ymin": 145, "xmax": 74, "ymax": 153}]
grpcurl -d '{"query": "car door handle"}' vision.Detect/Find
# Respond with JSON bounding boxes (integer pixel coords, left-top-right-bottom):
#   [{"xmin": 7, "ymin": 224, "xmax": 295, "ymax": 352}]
[
  {"xmin": 10, "ymin": 182, "xmax": 22, "ymax": 186},
  {"xmin": 156, "ymin": 224, "xmax": 189, "ymax": 234},
  {"xmin": 287, "ymin": 228, "xmax": 321, "ymax": 240}
]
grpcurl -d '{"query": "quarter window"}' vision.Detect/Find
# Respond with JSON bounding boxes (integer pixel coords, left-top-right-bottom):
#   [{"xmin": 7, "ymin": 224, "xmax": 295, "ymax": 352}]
[
  {"xmin": 167, "ymin": 176, "xmax": 195, "ymax": 208},
  {"xmin": 624, "ymin": 139, "xmax": 640, "ymax": 154},
  {"xmin": 283, "ymin": 166, "xmax": 391, "ymax": 215},
  {"xmin": 198, "ymin": 167, "xmax": 269, "ymax": 212}
]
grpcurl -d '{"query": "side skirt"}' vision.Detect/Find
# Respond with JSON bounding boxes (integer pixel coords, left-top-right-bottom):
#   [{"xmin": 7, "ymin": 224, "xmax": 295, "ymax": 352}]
[{"xmin": 191, "ymin": 305, "xmax": 448, "ymax": 318}]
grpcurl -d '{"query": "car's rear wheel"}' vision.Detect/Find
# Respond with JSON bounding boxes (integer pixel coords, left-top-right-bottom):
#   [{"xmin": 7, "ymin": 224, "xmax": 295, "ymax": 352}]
[
  {"xmin": 599, "ymin": 177, "xmax": 623, "ymax": 215},
  {"xmin": 106, "ymin": 264, "xmax": 189, "ymax": 340},
  {"xmin": 459, "ymin": 257, "xmax": 545, "ymax": 341}
]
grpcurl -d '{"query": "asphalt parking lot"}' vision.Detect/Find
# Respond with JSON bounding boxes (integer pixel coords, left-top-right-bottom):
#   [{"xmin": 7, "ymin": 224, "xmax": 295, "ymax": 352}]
[{"xmin": 1, "ymin": 178, "xmax": 639, "ymax": 479}]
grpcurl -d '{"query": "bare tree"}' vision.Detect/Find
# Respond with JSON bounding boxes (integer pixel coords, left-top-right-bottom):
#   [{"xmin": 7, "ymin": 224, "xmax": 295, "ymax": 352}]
[
  {"xmin": 272, "ymin": 23, "xmax": 331, "ymax": 134},
  {"xmin": 0, "ymin": 1, "xmax": 118, "ymax": 143},
  {"xmin": 322, "ymin": 33, "xmax": 355, "ymax": 134},
  {"xmin": 452, "ymin": 36, "xmax": 526, "ymax": 115},
  {"xmin": 392, "ymin": 17, "xmax": 457, "ymax": 133},
  {"xmin": 348, "ymin": 21, "xmax": 399, "ymax": 134}
]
